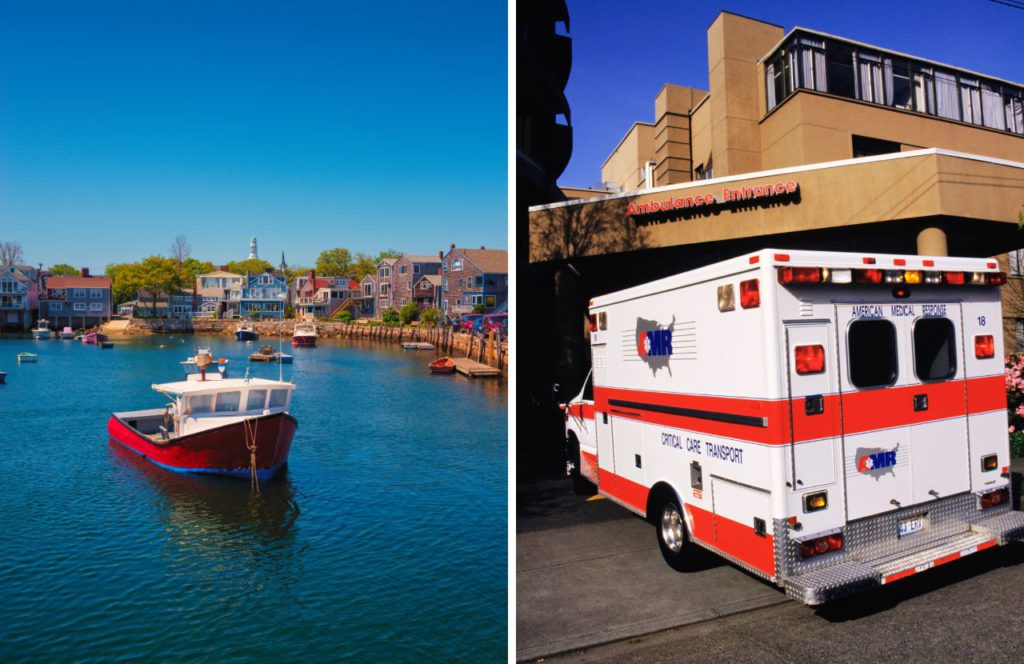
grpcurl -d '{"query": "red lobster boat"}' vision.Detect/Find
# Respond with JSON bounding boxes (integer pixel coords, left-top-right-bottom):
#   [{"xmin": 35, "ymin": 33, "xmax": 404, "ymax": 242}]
[
  {"xmin": 108, "ymin": 368, "xmax": 297, "ymax": 480},
  {"xmin": 291, "ymin": 323, "xmax": 318, "ymax": 348},
  {"xmin": 429, "ymin": 357, "xmax": 456, "ymax": 374},
  {"xmin": 82, "ymin": 331, "xmax": 108, "ymax": 345}
]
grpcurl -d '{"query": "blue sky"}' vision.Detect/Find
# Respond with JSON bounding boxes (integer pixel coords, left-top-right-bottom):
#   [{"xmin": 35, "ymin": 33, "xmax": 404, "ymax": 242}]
[
  {"xmin": 560, "ymin": 0, "xmax": 1024, "ymax": 188},
  {"xmin": 0, "ymin": 1, "xmax": 507, "ymax": 271}
]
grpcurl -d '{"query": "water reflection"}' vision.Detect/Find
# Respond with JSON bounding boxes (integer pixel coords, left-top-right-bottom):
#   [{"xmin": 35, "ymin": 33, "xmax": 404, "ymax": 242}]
[{"xmin": 107, "ymin": 442, "xmax": 300, "ymax": 557}]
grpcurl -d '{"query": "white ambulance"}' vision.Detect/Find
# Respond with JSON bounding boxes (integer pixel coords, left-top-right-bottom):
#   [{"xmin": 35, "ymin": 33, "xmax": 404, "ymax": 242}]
[{"xmin": 562, "ymin": 248, "xmax": 1024, "ymax": 604}]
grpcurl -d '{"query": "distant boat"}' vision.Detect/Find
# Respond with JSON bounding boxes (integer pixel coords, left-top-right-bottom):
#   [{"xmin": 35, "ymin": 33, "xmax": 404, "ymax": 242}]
[
  {"xmin": 250, "ymin": 344, "xmax": 293, "ymax": 364},
  {"xmin": 31, "ymin": 319, "xmax": 53, "ymax": 340},
  {"xmin": 82, "ymin": 332, "xmax": 108, "ymax": 345},
  {"xmin": 0, "ymin": 371, "xmax": 6, "ymax": 383},
  {"xmin": 108, "ymin": 368, "xmax": 298, "ymax": 480},
  {"xmin": 17, "ymin": 352, "xmax": 37, "ymax": 363},
  {"xmin": 401, "ymin": 342, "xmax": 435, "ymax": 350},
  {"xmin": 99, "ymin": 341, "xmax": 115, "ymax": 349},
  {"xmin": 235, "ymin": 324, "xmax": 259, "ymax": 341},
  {"xmin": 59, "ymin": 326, "xmax": 75, "ymax": 339},
  {"xmin": 429, "ymin": 357, "xmax": 456, "ymax": 374},
  {"xmin": 291, "ymin": 323, "xmax": 318, "ymax": 348}
]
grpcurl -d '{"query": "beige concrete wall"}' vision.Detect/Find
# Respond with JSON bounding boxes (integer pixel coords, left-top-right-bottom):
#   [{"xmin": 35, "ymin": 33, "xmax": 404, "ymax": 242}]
[
  {"xmin": 530, "ymin": 151, "xmax": 1024, "ymax": 262},
  {"xmin": 652, "ymin": 84, "xmax": 705, "ymax": 185},
  {"xmin": 690, "ymin": 95, "xmax": 712, "ymax": 177},
  {"xmin": 560, "ymin": 187, "xmax": 614, "ymax": 200},
  {"xmin": 601, "ymin": 122, "xmax": 655, "ymax": 190},
  {"xmin": 706, "ymin": 13, "xmax": 783, "ymax": 177},
  {"xmin": 760, "ymin": 91, "xmax": 1024, "ymax": 171}
]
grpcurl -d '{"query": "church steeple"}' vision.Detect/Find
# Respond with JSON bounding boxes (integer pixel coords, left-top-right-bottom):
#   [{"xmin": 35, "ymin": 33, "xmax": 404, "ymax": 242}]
[{"xmin": 279, "ymin": 251, "xmax": 287, "ymax": 272}]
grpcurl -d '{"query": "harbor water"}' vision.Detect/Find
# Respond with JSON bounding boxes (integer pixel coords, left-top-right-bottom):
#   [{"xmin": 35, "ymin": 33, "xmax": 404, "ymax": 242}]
[{"xmin": 0, "ymin": 335, "xmax": 507, "ymax": 662}]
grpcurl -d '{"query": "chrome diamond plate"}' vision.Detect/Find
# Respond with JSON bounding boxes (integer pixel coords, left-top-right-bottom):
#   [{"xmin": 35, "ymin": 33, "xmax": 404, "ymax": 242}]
[
  {"xmin": 971, "ymin": 510, "xmax": 1024, "ymax": 545},
  {"xmin": 784, "ymin": 561, "xmax": 879, "ymax": 605},
  {"xmin": 874, "ymin": 531, "xmax": 993, "ymax": 576}
]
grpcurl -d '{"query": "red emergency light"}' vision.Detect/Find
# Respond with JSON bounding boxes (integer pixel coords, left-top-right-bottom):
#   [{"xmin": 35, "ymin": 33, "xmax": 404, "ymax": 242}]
[
  {"xmin": 974, "ymin": 335, "xmax": 995, "ymax": 359},
  {"xmin": 739, "ymin": 279, "xmax": 760, "ymax": 308},
  {"xmin": 853, "ymin": 269, "xmax": 884, "ymax": 284},
  {"xmin": 800, "ymin": 532, "xmax": 843, "ymax": 559},
  {"xmin": 794, "ymin": 345, "xmax": 825, "ymax": 374},
  {"xmin": 944, "ymin": 271, "xmax": 966, "ymax": 285},
  {"xmin": 980, "ymin": 488, "xmax": 1009, "ymax": 508},
  {"xmin": 588, "ymin": 313, "xmax": 598, "ymax": 332},
  {"xmin": 777, "ymin": 267, "xmax": 821, "ymax": 284}
]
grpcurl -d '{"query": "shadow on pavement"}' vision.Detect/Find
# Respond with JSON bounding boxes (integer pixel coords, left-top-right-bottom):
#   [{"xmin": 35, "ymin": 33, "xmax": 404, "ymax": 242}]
[{"xmin": 815, "ymin": 541, "xmax": 1024, "ymax": 622}]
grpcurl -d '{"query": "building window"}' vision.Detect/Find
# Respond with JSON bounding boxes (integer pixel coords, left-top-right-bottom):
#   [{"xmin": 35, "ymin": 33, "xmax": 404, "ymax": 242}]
[
  {"xmin": 1018, "ymin": 320, "xmax": 1024, "ymax": 353},
  {"xmin": 413, "ymin": 264, "xmax": 421, "ymax": 274},
  {"xmin": 73, "ymin": 288, "xmax": 85, "ymax": 298},
  {"xmin": 379, "ymin": 266, "xmax": 390, "ymax": 278},
  {"xmin": 1010, "ymin": 251, "xmax": 1024, "ymax": 276},
  {"xmin": 74, "ymin": 302, "xmax": 86, "ymax": 311},
  {"xmin": 90, "ymin": 288, "xmax": 102, "ymax": 298},
  {"xmin": 852, "ymin": 135, "xmax": 901, "ymax": 158},
  {"xmin": 486, "ymin": 295, "xmax": 496, "ymax": 307},
  {"xmin": 443, "ymin": 278, "xmax": 448, "ymax": 292},
  {"xmin": 50, "ymin": 302, "xmax": 63, "ymax": 311},
  {"xmin": 451, "ymin": 258, "xmax": 463, "ymax": 271},
  {"xmin": 474, "ymin": 276, "xmax": 484, "ymax": 287},
  {"xmin": 0, "ymin": 280, "xmax": 12, "ymax": 293},
  {"xmin": 399, "ymin": 265, "xmax": 408, "ymax": 274},
  {"xmin": 89, "ymin": 303, "xmax": 102, "ymax": 311}
]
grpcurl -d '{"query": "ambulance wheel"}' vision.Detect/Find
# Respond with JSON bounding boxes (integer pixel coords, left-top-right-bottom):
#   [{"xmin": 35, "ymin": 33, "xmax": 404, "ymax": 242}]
[
  {"xmin": 656, "ymin": 498, "xmax": 690, "ymax": 571},
  {"xmin": 566, "ymin": 433, "xmax": 594, "ymax": 495}
]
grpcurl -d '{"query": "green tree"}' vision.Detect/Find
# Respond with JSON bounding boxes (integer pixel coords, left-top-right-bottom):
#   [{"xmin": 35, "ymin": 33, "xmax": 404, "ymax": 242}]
[
  {"xmin": 177, "ymin": 257, "xmax": 215, "ymax": 287},
  {"xmin": 315, "ymin": 248, "xmax": 353, "ymax": 276},
  {"xmin": 421, "ymin": 307, "xmax": 442, "ymax": 326},
  {"xmin": 472, "ymin": 303, "xmax": 486, "ymax": 314},
  {"xmin": 49, "ymin": 263, "xmax": 79, "ymax": 276},
  {"xmin": 333, "ymin": 309, "xmax": 353, "ymax": 323},
  {"xmin": 225, "ymin": 258, "xmax": 274, "ymax": 275},
  {"xmin": 376, "ymin": 249, "xmax": 402, "ymax": 261},
  {"xmin": 399, "ymin": 302, "xmax": 419, "ymax": 325},
  {"xmin": 350, "ymin": 253, "xmax": 377, "ymax": 280},
  {"xmin": 381, "ymin": 308, "xmax": 400, "ymax": 326},
  {"xmin": 106, "ymin": 262, "xmax": 143, "ymax": 306},
  {"xmin": 138, "ymin": 255, "xmax": 184, "ymax": 315}
]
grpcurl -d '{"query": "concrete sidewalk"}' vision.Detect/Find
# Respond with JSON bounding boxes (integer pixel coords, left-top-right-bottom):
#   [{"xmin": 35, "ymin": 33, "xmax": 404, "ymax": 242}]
[{"xmin": 516, "ymin": 478, "xmax": 788, "ymax": 662}]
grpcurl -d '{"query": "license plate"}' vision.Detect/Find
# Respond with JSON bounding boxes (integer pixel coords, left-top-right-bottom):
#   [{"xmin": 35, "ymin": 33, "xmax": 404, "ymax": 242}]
[{"xmin": 898, "ymin": 514, "xmax": 927, "ymax": 538}]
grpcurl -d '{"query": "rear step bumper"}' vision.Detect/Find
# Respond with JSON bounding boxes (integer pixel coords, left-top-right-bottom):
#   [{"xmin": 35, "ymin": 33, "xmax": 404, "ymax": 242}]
[{"xmin": 785, "ymin": 510, "xmax": 1024, "ymax": 605}]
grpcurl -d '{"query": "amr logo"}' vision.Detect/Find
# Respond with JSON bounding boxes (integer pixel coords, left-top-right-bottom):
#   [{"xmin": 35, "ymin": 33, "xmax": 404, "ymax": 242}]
[
  {"xmin": 635, "ymin": 316, "xmax": 674, "ymax": 376},
  {"xmin": 855, "ymin": 444, "xmax": 899, "ymax": 480}
]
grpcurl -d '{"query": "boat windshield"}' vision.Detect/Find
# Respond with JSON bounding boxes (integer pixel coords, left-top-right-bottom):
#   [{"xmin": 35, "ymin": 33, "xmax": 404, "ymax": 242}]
[
  {"xmin": 269, "ymin": 389, "xmax": 289, "ymax": 408},
  {"xmin": 189, "ymin": 394, "xmax": 213, "ymax": 414}
]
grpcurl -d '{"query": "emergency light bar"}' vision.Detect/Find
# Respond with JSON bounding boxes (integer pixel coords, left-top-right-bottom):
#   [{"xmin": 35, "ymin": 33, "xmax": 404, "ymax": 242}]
[{"xmin": 777, "ymin": 267, "xmax": 1006, "ymax": 287}]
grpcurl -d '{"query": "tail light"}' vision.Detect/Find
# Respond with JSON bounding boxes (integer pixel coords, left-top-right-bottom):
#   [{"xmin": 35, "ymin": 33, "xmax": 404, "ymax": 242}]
[
  {"xmin": 853, "ymin": 269, "xmax": 884, "ymax": 284},
  {"xmin": 588, "ymin": 314, "xmax": 598, "ymax": 332},
  {"xmin": 777, "ymin": 267, "xmax": 821, "ymax": 284},
  {"xmin": 980, "ymin": 488, "xmax": 1009, "ymax": 508},
  {"xmin": 794, "ymin": 345, "xmax": 825, "ymax": 374},
  {"xmin": 944, "ymin": 271, "xmax": 966, "ymax": 285},
  {"xmin": 884, "ymin": 270, "xmax": 904, "ymax": 284},
  {"xmin": 904, "ymin": 270, "xmax": 922, "ymax": 284},
  {"xmin": 969, "ymin": 272, "xmax": 987, "ymax": 285},
  {"xmin": 800, "ymin": 532, "xmax": 843, "ymax": 559},
  {"xmin": 825, "ymin": 268, "xmax": 852, "ymax": 284},
  {"xmin": 974, "ymin": 335, "xmax": 994, "ymax": 359},
  {"xmin": 740, "ymin": 279, "xmax": 760, "ymax": 308},
  {"xmin": 923, "ymin": 272, "xmax": 942, "ymax": 284},
  {"xmin": 717, "ymin": 284, "xmax": 735, "ymax": 312},
  {"xmin": 988, "ymin": 272, "xmax": 1007, "ymax": 286}
]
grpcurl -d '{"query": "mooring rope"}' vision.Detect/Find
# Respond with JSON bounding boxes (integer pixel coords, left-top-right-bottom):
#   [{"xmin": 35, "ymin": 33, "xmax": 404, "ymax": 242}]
[{"xmin": 243, "ymin": 417, "xmax": 261, "ymax": 496}]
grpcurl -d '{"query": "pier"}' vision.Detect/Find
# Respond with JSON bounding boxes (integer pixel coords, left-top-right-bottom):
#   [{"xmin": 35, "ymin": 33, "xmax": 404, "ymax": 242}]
[{"xmin": 451, "ymin": 357, "xmax": 501, "ymax": 378}]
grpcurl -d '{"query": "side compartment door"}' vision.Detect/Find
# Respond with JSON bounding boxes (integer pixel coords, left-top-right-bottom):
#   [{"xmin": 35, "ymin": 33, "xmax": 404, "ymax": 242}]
[
  {"xmin": 592, "ymin": 346, "xmax": 615, "ymax": 494},
  {"xmin": 785, "ymin": 322, "xmax": 840, "ymax": 491}
]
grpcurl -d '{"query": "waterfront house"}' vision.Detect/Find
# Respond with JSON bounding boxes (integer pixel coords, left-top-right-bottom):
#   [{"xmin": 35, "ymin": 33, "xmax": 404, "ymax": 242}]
[
  {"xmin": 294, "ymin": 273, "xmax": 362, "ymax": 320},
  {"xmin": 375, "ymin": 258, "xmax": 398, "ymax": 315},
  {"xmin": 412, "ymin": 274, "xmax": 442, "ymax": 309},
  {"xmin": 440, "ymin": 246, "xmax": 508, "ymax": 315},
  {"xmin": 240, "ymin": 270, "xmax": 288, "ymax": 319},
  {"xmin": 195, "ymin": 270, "xmax": 243, "ymax": 318},
  {"xmin": 392, "ymin": 254, "xmax": 443, "ymax": 309},
  {"xmin": 40, "ymin": 269, "xmax": 112, "ymax": 329},
  {"xmin": 118, "ymin": 290, "xmax": 196, "ymax": 319},
  {"xmin": 0, "ymin": 265, "xmax": 40, "ymax": 331},
  {"xmin": 359, "ymin": 275, "xmax": 376, "ymax": 319}
]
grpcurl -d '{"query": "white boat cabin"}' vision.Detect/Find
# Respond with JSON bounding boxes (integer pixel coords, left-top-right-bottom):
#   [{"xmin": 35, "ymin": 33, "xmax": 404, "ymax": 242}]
[{"xmin": 151, "ymin": 376, "xmax": 295, "ymax": 437}]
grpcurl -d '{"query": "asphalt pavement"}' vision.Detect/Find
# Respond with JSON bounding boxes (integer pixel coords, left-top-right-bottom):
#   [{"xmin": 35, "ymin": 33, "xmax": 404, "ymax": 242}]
[{"xmin": 518, "ymin": 464, "xmax": 1024, "ymax": 663}]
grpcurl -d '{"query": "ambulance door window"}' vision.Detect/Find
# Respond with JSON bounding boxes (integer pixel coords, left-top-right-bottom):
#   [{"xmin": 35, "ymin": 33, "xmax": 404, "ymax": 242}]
[
  {"xmin": 913, "ymin": 318, "xmax": 957, "ymax": 381},
  {"xmin": 847, "ymin": 319, "xmax": 898, "ymax": 388}
]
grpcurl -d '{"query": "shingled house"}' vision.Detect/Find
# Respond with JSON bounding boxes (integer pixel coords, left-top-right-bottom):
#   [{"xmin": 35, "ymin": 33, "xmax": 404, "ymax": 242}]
[{"xmin": 439, "ymin": 246, "xmax": 508, "ymax": 316}]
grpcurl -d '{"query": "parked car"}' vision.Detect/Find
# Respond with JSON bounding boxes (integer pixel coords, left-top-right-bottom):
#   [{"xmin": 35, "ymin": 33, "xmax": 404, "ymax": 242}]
[
  {"xmin": 481, "ymin": 313, "xmax": 507, "ymax": 335},
  {"xmin": 459, "ymin": 313, "xmax": 484, "ymax": 331}
]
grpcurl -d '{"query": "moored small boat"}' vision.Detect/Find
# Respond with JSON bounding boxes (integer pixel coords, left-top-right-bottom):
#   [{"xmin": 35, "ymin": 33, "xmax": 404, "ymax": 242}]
[
  {"xmin": 17, "ymin": 352, "xmax": 37, "ymax": 363},
  {"xmin": 0, "ymin": 371, "xmax": 6, "ymax": 383},
  {"xmin": 249, "ymin": 344, "xmax": 293, "ymax": 363},
  {"xmin": 82, "ymin": 332, "xmax": 108, "ymax": 345},
  {"xmin": 60, "ymin": 327, "xmax": 75, "ymax": 339},
  {"xmin": 31, "ymin": 319, "xmax": 53, "ymax": 340},
  {"xmin": 429, "ymin": 357, "xmax": 456, "ymax": 374},
  {"xmin": 107, "ymin": 366, "xmax": 298, "ymax": 480},
  {"xmin": 291, "ymin": 323, "xmax": 318, "ymax": 348},
  {"xmin": 99, "ymin": 341, "xmax": 114, "ymax": 349},
  {"xmin": 235, "ymin": 324, "xmax": 259, "ymax": 341}
]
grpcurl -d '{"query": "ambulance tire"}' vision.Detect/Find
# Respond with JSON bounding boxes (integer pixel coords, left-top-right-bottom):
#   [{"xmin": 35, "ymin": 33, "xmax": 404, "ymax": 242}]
[{"xmin": 655, "ymin": 497, "xmax": 691, "ymax": 571}]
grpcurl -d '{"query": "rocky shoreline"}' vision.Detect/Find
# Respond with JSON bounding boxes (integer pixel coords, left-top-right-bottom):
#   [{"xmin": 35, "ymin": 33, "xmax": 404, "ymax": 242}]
[{"xmin": 111, "ymin": 318, "xmax": 508, "ymax": 374}]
